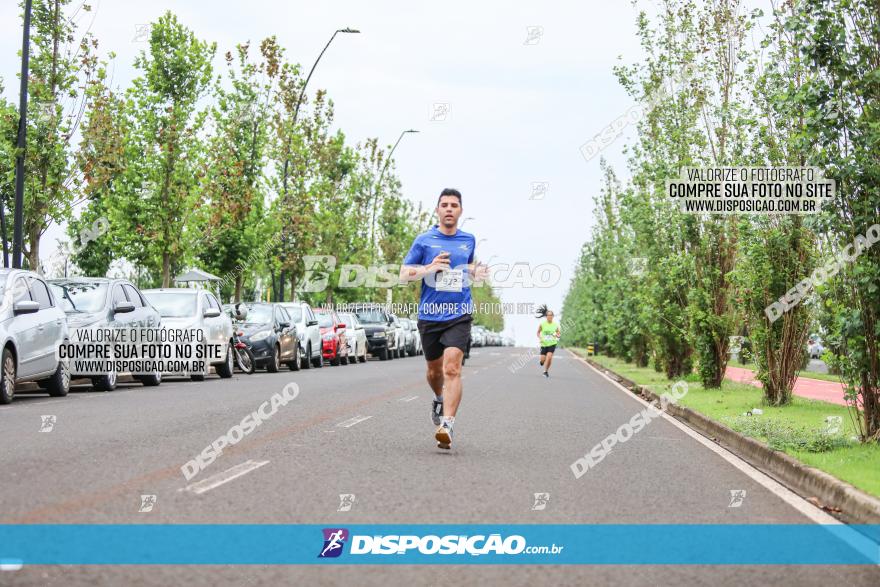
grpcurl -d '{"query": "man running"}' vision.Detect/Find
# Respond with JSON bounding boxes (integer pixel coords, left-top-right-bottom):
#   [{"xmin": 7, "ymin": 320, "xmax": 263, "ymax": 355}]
[
  {"xmin": 399, "ymin": 188, "xmax": 487, "ymax": 449},
  {"xmin": 536, "ymin": 305, "xmax": 560, "ymax": 378}
]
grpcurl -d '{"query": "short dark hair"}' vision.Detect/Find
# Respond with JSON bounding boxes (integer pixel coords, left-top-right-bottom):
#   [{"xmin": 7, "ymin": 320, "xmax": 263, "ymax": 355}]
[{"xmin": 437, "ymin": 188, "xmax": 462, "ymax": 206}]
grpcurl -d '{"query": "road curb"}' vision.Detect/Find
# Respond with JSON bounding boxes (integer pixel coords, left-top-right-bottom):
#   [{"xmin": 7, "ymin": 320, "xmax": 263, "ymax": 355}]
[{"xmin": 579, "ymin": 354, "xmax": 880, "ymax": 525}]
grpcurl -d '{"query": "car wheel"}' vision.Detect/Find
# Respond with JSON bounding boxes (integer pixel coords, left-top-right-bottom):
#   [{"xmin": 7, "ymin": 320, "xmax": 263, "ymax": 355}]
[
  {"xmin": 44, "ymin": 358, "xmax": 70, "ymax": 397},
  {"xmin": 136, "ymin": 372, "xmax": 162, "ymax": 387},
  {"xmin": 302, "ymin": 344, "xmax": 312, "ymax": 369},
  {"xmin": 312, "ymin": 350, "xmax": 323, "ymax": 368},
  {"xmin": 92, "ymin": 370, "xmax": 118, "ymax": 392},
  {"xmin": 216, "ymin": 342, "xmax": 234, "ymax": 378},
  {"xmin": 267, "ymin": 344, "xmax": 281, "ymax": 373},
  {"xmin": 330, "ymin": 348, "xmax": 340, "ymax": 367},
  {"xmin": 379, "ymin": 347, "xmax": 388, "ymax": 361},
  {"xmin": 359, "ymin": 346, "xmax": 367, "ymax": 363},
  {"xmin": 0, "ymin": 347, "xmax": 15, "ymax": 404},
  {"xmin": 287, "ymin": 343, "xmax": 301, "ymax": 371}
]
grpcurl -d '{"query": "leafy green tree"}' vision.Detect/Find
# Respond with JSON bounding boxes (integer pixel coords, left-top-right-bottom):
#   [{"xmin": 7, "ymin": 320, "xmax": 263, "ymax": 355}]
[
  {"xmin": 10, "ymin": 0, "xmax": 102, "ymax": 269},
  {"xmin": 108, "ymin": 11, "xmax": 215, "ymax": 286},
  {"xmin": 197, "ymin": 40, "xmax": 274, "ymax": 301},
  {"xmin": 788, "ymin": 0, "xmax": 880, "ymax": 438}
]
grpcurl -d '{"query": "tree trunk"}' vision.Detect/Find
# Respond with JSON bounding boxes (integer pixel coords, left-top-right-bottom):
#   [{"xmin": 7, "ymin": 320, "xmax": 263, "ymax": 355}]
[
  {"xmin": 162, "ymin": 252, "xmax": 171, "ymax": 287},
  {"xmin": 234, "ymin": 274, "xmax": 243, "ymax": 303},
  {"xmin": 26, "ymin": 224, "xmax": 40, "ymax": 272}
]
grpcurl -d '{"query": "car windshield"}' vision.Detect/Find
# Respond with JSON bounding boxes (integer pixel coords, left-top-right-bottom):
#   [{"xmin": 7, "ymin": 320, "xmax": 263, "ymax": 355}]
[
  {"xmin": 243, "ymin": 304, "xmax": 273, "ymax": 324},
  {"xmin": 48, "ymin": 281, "xmax": 109, "ymax": 313},
  {"xmin": 315, "ymin": 313, "xmax": 333, "ymax": 328},
  {"xmin": 143, "ymin": 292, "xmax": 197, "ymax": 318},
  {"xmin": 339, "ymin": 314, "xmax": 354, "ymax": 328},
  {"xmin": 283, "ymin": 306, "xmax": 303, "ymax": 322},
  {"xmin": 355, "ymin": 309, "xmax": 385, "ymax": 324}
]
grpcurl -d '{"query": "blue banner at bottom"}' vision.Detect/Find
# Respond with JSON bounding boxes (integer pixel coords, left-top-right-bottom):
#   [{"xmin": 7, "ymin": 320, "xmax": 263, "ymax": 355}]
[{"xmin": 0, "ymin": 525, "xmax": 878, "ymax": 565}]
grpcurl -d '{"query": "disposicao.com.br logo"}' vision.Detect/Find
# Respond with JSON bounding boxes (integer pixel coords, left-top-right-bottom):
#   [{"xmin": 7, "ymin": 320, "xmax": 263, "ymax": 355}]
[{"xmin": 318, "ymin": 528, "xmax": 563, "ymax": 558}]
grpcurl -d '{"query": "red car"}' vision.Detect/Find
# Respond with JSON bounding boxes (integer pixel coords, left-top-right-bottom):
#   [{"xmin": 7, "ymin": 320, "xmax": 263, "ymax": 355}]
[{"xmin": 314, "ymin": 309, "xmax": 349, "ymax": 366}]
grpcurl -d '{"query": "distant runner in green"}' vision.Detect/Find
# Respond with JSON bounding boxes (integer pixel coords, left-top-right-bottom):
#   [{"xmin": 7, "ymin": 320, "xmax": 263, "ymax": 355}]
[{"xmin": 536, "ymin": 305, "xmax": 560, "ymax": 378}]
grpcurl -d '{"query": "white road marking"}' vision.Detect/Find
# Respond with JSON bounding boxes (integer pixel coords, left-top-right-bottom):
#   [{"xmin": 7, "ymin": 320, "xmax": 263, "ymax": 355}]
[
  {"xmin": 181, "ymin": 460, "xmax": 269, "ymax": 495},
  {"xmin": 569, "ymin": 351, "xmax": 880, "ymax": 562},
  {"xmin": 0, "ymin": 559, "xmax": 23, "ymax": 571},
  {"xmin": 399, "ymin": 395, "xmax": 419, "ymax": 402},
  {"xmin": 337, "ymin": 415, "xmax": 372, "ymax": 428}
]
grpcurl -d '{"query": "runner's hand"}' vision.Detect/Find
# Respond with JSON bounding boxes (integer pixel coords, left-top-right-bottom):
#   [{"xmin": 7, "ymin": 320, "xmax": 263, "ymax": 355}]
[
  {"xmin": 473, "ymin": 261, "xmax": 490, "ymax": 283},
  {"xmin": 427, "ymin": 252, "xmax": 451, "ymax": 272}
]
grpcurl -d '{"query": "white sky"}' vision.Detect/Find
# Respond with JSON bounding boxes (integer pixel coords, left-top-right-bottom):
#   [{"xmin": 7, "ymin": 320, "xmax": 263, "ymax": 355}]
[{"xmin": 0, "ymin": 0, "xmax": 657, "ymax": 345}]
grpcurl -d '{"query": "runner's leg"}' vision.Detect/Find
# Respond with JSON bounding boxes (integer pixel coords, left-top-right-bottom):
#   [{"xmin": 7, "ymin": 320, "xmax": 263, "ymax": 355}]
[
  {"xmin": 544, "ymin": 351, "xmax": 554, "ymax": 372},
  {"xmin": 426, "ymin": 356, "xmax": 444, "ymax": 397},
  {"xmin": 440, "ymin": 347, "xmax": 464, "ymax": 417}
]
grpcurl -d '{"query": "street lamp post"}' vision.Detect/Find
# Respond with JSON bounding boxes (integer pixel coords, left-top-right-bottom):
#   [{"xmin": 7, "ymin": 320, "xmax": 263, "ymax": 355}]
[
  {"xmin": 280, "ymin": 27, "xmax": 359, "ymax": 198},
  {"xmin": 12, "ymin": 0, "xmax": 34, "ymax": 269},
  {"xmin": 369, "ymin": 129, "xmax": 418, "ymax": 263},
  {"xmin": 276, "ymin": 27, "xmax": 358, "ymax": 301}
]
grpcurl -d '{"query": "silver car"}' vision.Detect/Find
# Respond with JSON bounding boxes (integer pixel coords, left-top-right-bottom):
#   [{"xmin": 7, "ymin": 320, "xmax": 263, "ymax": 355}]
[
  {"xmin": 389, "ymin": 313, "xmax": 406, "ymax": 358},
  {"xmin": 398, "ymin": 317, "xmax": 417, "ymax": 357},
  {"xmin": 279, "ymin": 302, "xmax": 323, "ymax": 369},
  {"xmin": 0, "ymin": 269, "xmax": 71, "ymax": 403},
  {"xmin": 48, "ymin": 277, "xmax": 162, "ymax": 391},
  {"xmin": 407, "ymin": 318, "xmax": 422, "ymax": 355},
  {"xmin": 338, "ymin": 312, "xmax": 368, "ymax": 363},
  {"xmin": 143, "ymin": 289, "xmax": 234, "ymax": 380}
]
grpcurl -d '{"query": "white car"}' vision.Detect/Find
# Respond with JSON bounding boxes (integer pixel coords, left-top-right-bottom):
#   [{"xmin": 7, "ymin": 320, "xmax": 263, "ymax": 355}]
[
  {"xmin": 338, "ymin": 312, "xmax": 368, "ymax": 363},
  {"xmin": 142, "ymin": 289, "xmax": 234, "ymax": 380},
  {"xmin": 279, "ymin": 302, "xmax": 323, "ymax": 368},
  {"xmin": 808, "ymin": 336, "xmax": 825, "ymax": 360},
  {"xmin": 389, "ymin": 313, "xmax": 406, "ymax": 358},
  {"xmin": 0, "ymin": 269, "xmax": 71, "ymax": 403},
  {"xmin": 407, "ymin": 318, "xmax": 422, "ymax": 355}
]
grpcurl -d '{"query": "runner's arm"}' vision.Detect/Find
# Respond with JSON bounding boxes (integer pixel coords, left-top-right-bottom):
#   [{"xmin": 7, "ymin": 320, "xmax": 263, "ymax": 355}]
[{"xmin": 399, "ymin": 252, "xmax": 450, "ymax": 284}]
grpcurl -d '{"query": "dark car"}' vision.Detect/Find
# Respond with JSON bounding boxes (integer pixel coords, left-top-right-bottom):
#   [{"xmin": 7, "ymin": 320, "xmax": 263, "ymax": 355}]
[
  {"xmin": 233, "ymin": 303, "xmax": 299, "ymax": 372},
  {"xmin": 351, "ymin": 304, "xmax": 396, "ymax": 361},
  {"xmin": 48, "ymin": 277, "xmax": 162, "ymax": 391},
  {"xmin": 314, "ymin": 308, "xmax": 348, "ymax": 366}
]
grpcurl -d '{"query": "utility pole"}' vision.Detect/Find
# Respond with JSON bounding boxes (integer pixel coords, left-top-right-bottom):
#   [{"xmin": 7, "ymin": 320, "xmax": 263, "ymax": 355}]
[{"xmin": 12, "ymin": 0, "xmax": 34, "ymax": 269}]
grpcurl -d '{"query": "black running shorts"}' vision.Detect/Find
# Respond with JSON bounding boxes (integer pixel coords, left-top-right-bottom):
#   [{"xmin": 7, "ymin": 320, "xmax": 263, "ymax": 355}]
[
  {"xmin": 540, "ymin": 345, "xmax": 557, "ymax": 355},
  {"xmin": 418, "ymin": 314, "xmax": 473, "ymax": 361}
]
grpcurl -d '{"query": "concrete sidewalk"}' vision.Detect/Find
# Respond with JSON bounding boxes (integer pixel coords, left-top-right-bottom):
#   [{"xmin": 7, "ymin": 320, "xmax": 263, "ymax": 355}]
[{"xmin": 726, "ymin": 365, "xmax": 847, "ymax": 406}]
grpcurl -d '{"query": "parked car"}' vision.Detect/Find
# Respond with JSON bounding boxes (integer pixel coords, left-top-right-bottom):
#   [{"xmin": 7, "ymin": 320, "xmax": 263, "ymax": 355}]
[
  {"xmin": 338, "ymin": 312, "xmax": 368, "ymax": 363},
  {"xmin": 351, "ymin": 304, "xmax": 396, "ymax": 361},
  {"xmin": 314, "ymin": 308, "xmax": 348, "ymax": 366},
  {"xmin": 389, "ymin": 313, "xmax": 406, "ymax": 358},
  {"xmin": 471, "ymin": 325, "xmax": 486, "ymax": 347},
  {"xmin": 142, "ymin": 288, "xmax": 234, "ymax": 380},
  {"xmin": 49, "ymin": 277, "xmax": 162, "ymax": 391},
  {"xmin": 278, "ymin": 302, "xmax": 323, "ymax": 369},
  {"xmin": 399, "ymin": 317, "xmax": 418, "ymax": 357},
  {"xmin": 228, "ymin": 303, "xmax": 298, "ymax": 372},
  {"xmin": 406, "ymin": 317, "xmax": 422, "ymax": 355},
  {"xmin": 0, "ymin": 269, "xmax": 70, "ymax": 403},
  {"xmin": 808, "ymin": 336, "xmax": 825, "ymax": 360}
]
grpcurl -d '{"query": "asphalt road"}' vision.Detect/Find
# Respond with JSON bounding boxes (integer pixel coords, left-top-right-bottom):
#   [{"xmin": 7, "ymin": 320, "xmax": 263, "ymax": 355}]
[{"xmin": 1, "ymin": 348, "xmax": 878, "ymax": 586}]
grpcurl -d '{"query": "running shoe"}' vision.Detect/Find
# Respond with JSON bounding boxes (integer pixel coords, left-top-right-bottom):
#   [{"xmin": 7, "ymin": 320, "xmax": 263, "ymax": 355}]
[
  {"xmin": 435, "ymin": 421, "xmax": 453, "ymax": 449},
  {"xmin": 431, "ymin": 397, "xmax": 443, "ymax": 426},
  {"xmin": 543, "ymin": 371, "xmax": 549, "ymax": 378}
]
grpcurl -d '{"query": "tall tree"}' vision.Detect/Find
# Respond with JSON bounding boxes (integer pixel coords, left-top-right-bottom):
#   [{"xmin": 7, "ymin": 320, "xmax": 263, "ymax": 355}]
[
  {"xmin": 198, "ymin": 39, "xmax": 275, "ymax": 301},
  {"xmin": 108, "ymin": 12, "xmax": 215, "ymax": 286},
  {"xmin": 11, "ymin": 0, "xmax": 101, "ymax": 270}
]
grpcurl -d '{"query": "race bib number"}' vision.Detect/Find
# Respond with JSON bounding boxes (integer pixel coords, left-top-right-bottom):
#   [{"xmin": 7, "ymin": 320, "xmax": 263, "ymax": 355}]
[{"xmin": 436, "ymin": 269, "xmax": 463, "ymax": 292}]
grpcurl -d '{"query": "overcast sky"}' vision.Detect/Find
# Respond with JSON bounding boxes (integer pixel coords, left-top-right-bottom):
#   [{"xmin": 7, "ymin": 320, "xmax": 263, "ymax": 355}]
[{"xmin": 0, "ymin": 0, "xmax": 660, "ymax": 345}]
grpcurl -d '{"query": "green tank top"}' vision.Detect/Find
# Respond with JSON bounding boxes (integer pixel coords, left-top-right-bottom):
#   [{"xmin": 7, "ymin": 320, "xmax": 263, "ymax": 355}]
[{"xmin": 540, "ymin": 319, "xmax": 560, "ymax": 346}]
